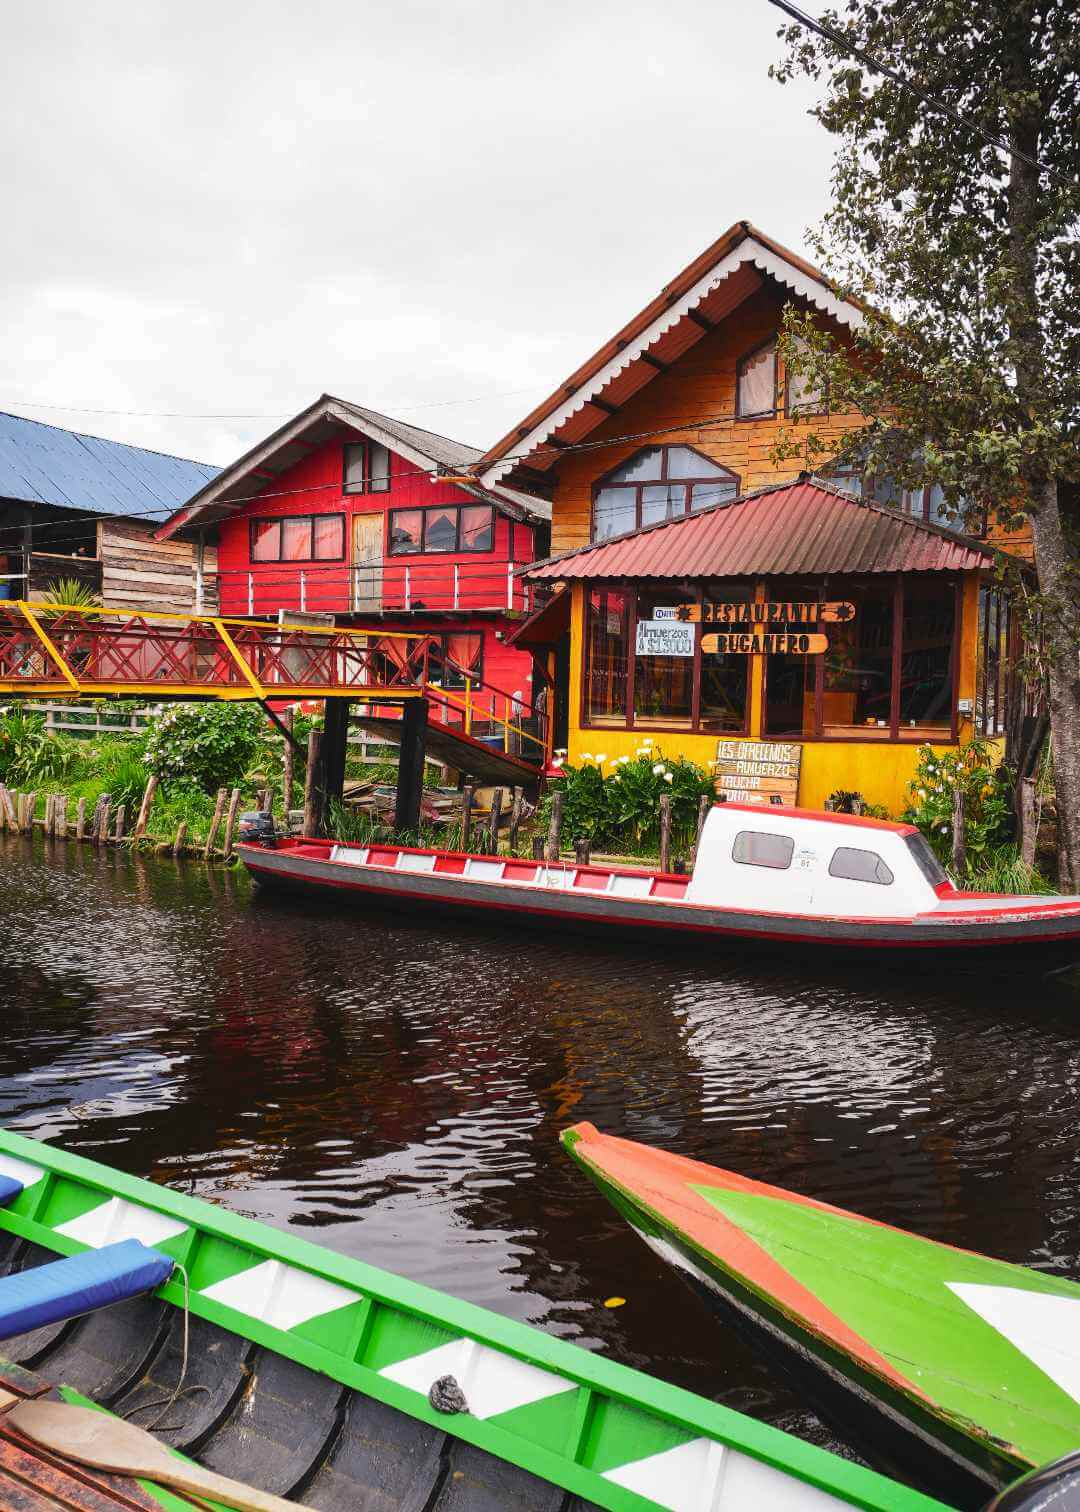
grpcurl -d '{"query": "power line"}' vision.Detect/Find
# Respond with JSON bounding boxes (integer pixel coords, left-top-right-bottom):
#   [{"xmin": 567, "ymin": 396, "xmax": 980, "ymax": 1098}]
[
  {"xmin": 766, "ymin": 0, "xmax": 1074, "ymax": 190},
  {"xmin": 0, "ymin": 403, "xmax": 775, "ymax": 550}
]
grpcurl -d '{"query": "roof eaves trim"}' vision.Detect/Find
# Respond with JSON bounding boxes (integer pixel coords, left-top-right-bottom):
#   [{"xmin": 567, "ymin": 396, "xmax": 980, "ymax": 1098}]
[{"xmin": 479, "ymin": 238, "xmax": 863, "ymax": 488}]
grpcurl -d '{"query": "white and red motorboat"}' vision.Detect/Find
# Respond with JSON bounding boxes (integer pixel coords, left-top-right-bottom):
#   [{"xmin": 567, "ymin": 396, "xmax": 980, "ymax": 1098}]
[{"xmin": 238, "ymin": 802, "xmax": 1080, "ymax": 953}]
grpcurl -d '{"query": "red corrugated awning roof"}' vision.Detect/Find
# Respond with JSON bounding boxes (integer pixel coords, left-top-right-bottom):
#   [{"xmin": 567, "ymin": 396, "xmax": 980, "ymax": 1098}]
[{"xmin": 524, "ymin": 477, "xmax": 995, "ymax": 581}]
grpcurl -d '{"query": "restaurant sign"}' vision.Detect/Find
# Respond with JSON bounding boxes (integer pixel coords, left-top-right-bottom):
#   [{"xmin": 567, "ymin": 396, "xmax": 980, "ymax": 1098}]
[
  {"xmin": 714, "ymin": 739, "xmax": 802, "ymax": 806},
  {"xmin": 678, "ymin": 600, "xmax": 855, "ymax": 626},
  {"xmin": 635, "ymin": 620, "xmax": 695, "ymax": 658},
  {"xmin": 702, "ymin": 631, "xmax": 829, "ymax": 655}
]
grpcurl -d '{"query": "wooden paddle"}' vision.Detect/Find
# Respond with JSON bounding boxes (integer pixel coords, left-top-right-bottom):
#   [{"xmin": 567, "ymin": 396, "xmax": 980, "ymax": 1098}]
[{"xmin": 0, "ymin": 1389, "xmax": 304, "ymax": 1512}]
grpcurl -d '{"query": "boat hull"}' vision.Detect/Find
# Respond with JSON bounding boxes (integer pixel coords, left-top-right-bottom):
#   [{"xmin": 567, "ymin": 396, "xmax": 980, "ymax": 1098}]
[{"xmin": 240, "ymin": 841, "xmax": 1080, "ymax": 955}]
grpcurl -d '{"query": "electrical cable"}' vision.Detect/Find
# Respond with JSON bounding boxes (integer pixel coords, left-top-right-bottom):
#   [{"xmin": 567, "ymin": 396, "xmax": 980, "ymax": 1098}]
[{"xmin": 765, "ymin": 0, "xmax": 1075, "ymax": 190}]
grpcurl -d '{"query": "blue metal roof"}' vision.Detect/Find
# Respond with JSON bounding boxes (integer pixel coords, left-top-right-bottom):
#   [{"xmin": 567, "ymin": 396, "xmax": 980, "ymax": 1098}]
[{"xmin": 0, "ymin": 411, "xmax": 220, "ymax": 523}]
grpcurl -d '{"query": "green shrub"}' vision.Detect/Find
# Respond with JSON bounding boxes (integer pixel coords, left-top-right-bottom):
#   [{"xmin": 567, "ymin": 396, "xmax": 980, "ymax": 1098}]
[
  {"xmin": 538, "ymin": 744, "xmax": 715, "ymax": 855},
  {"xmin": 143, "ymin": 704, "xmax": 267, "ymax": 795},
  {"xmin": 901, "ymin": 738, "xmax": 1014, "ymax": 867},
  {"xmin": 0, "ymin": 709, "xmax": 81, "ymax": 787},
  {"xmin": 963, "ymin": 843, "xmax": 1054, "ymax": 896}
]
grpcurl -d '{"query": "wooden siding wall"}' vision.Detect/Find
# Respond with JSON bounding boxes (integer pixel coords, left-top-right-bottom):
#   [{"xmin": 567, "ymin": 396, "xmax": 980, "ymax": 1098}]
[
  {"xmin": 547, "ymin": 287, "xmax": 1032, "ymax": 559},
  {"xmin": 97, "ymin": 519, "xmax": 217, "ymax": 614}
]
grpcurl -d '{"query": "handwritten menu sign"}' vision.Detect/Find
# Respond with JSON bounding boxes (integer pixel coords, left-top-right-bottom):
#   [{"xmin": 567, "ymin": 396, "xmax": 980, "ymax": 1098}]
[
  {"xmin": 635, "ymin": 620, "xmax": 695, "ymax": 658},
  {"xmin": 714, "ymin": 739, "xmax": 802, "ymax": 806}
]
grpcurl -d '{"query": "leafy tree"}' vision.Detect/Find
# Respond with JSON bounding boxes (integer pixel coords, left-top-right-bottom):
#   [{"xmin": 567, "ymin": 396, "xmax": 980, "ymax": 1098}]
[{"xmin": 770, "ymin": 0, "xmax": 1080, "ymax": 887}]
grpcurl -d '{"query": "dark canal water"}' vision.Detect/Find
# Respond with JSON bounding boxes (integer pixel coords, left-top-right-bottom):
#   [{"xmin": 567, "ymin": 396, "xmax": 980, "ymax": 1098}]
[{"xmin": 2, "ymin": 831, "xmax": 1080, "ymax": 1450}]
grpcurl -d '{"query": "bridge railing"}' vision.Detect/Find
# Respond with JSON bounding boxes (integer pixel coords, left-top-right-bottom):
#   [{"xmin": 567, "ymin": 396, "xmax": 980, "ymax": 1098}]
[{"xmin": 0, "ymin": 602, "xmax": 430, "ymax": 701}]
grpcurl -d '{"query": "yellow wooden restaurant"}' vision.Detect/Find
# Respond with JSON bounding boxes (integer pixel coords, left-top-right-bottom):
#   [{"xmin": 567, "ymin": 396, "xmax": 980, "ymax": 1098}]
[{"xmin": 475, "ymin": 221, "xmax": 1024, "ymax": 814}]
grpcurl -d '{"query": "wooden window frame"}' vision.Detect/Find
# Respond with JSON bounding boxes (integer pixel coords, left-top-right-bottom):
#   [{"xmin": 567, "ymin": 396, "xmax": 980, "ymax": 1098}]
[
  {"xmin": 735, "ymin": 337, "xmax": 779, "ymax": 421},
  {"xmin": 248, "ymin": 513, "xmax": 346, "ymax": 564},
  {"xmin": 589, "ymin": 446, "xmax": 740, "ymax": 543},
  {"xmin": 579, "ymin": 579, "xmax": 752, "ymax": 737},
  {"xmin": 387, "ymin": 505, "xmax": 496, "ymax": 557}
]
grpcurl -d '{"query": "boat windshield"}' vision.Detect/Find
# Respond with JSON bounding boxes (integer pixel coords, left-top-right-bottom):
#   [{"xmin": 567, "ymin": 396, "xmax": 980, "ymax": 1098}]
[{"xmin": 904, "ymin": 832, "xmax": 948, "ymax": 887}]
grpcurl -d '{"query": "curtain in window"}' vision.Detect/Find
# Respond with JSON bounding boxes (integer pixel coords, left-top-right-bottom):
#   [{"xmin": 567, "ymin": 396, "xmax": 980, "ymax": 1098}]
[
  {"xmin": 282, "ymin": 519, "xmax": 311, "ymax": 560},
  {"xmin": 251, "ymin": 520, "xmax": 279, "ymax": 562},
  {"xmin": 425, "ymin": 507, "xmax": 457, "ymax": 552},
  {"xmin": 343, "ymin": 444, "xmax": 366, "ymax": 492},
  {"xmin": 388, "ymin": 511, "xmax": 422, "ymax": 554},
  {"xmin": 459, "ymin": 506, "xmax": 494, "ymax": 551},
  {"xmin": 313, "ymin": 515, "xmax": 344, "ymax": 559},
  {"xmin": 737, "ymin": 343, "xmax": 777, "ymax": 416},
  {"xmin": 369, "ymin": 442, "xmax": 390, "ymax": 492},
  {"xmin": 593, "ymin": 488, "xmax": 636, "ymax": 540}
]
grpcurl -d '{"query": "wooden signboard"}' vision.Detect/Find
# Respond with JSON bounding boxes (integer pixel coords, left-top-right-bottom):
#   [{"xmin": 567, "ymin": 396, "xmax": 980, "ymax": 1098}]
[
  {"xmin": 702, "ymin": 631, "xmax": 829, "ymax": 655},
  {"xmin": 714, "ymin": 739, "xmax": 803, "ymax": 807},
  {"xmin": 678, "ymin": 600, "xmax": 855, "ymax": 626}
]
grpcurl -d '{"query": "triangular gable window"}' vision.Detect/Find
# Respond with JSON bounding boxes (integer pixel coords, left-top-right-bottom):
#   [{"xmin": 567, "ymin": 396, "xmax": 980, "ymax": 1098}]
[{"xmin": 592, "ymin": 446, "xmax": 739, "ymax": 541}]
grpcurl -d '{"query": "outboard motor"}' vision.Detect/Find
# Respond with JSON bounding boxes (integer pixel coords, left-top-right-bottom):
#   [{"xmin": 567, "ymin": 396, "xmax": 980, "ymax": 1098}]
[
  {"xmin": 237, "ymin": 810, "xmax": 277, "ymax": 848},
  {"xmin": 985, "ymin": 1453, "xmax": 1080, "ymax": 1510}
]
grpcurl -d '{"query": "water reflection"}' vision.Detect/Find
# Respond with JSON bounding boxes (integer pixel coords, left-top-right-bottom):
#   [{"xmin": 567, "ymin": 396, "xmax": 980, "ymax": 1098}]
[{"xmin": 1, "ymin": 830, "xmax": 1079, "ymax": 1433}]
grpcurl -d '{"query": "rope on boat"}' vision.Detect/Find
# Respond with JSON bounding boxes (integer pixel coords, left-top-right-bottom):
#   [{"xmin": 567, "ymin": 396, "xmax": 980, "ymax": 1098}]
[{"xmin": 121, "ymin": 1262, "xmax": 210, "ymax": 1432}]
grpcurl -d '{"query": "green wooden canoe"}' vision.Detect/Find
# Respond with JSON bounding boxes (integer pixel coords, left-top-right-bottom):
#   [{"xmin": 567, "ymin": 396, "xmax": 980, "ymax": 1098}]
[
  {"xmin": 562, "ymin": 1123, "xmax": 1080, "ymax": 1510},
  {"xmin": 0, "ymin": 1127, "xmax": 950, "ymax": 1512}
]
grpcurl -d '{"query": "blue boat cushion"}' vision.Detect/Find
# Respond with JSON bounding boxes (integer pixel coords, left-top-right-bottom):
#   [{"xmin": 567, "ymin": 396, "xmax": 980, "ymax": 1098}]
[
  {"xmin": 0, "ymin": 1176, "xmax": 22, "ymax": 1207},
  {"xmin": 0, "ymin": 1238, "xmax": 174, "ymax": 1342}
]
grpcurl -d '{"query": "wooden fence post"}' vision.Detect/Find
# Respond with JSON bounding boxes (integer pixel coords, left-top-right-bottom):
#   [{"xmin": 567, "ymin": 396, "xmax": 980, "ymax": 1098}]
[
  {"xmin": 546, "ymin": 790, "xmax": 564, "ymax": 863},
  {"xmin": 56, "ymin": 795, "xmax": 67, "ymax": 840},
  {"xmin": 222, "ymin": 789, "xmax": 242, "ymax": 860},
  {"xmin": 96, "ymin": 796, "xmax": 112, "ymax": 847},
  {"xmin": 281, "ymin": 709, "xmax": 294, "ymax": 817},
  {"xmin": 951, "ymin": 785, "xmax": 967, "ymax": 876},
  {"xmin": 532, "ymin": 834, "xmax": 545, "ymax": 860},
  {"xmin": 488, "ymin": 788, "xmax": 504, "ymax": 855},
  {"xmin": 75, "ymin": 798, "xmax": 87, "ymax": 841},
  {"xmin": 508, "ymin": 787, "xmax": 523, "ymax": 856},
  {"xmin": 1019, "ymin": 777, "xmax": 1038, "ymax": 868},
  {"xmin": 113, "ymin": 804, "xmax": 126, "ymax": 843},
  {"xmin": 461, "ymin": 785, "xmax": 474, "ymax": 851},
  {"xmin": 659, "ymin": 793, "xmax": 672, "ymax": 873},
  {"xmin": 694, "ymin": 792, "xmax": 710, "ymax": 861},
  {"xmin": 134, "ymin": 775, "xmax": 158, "ymax": 840},
  {"xmin": 173, "ymin": 821, "xmax": 188, "ymax": 858},
  {"xmin": 204, "ymin": 788, "xmax": 227, "ymax": 860},
  {"xmin": 303, "ymin": 730, "xmax": 324, "ymax": 839},
  {"xmin": 574, "ymin": 836, "xmax": 590, "ymax": 865}
]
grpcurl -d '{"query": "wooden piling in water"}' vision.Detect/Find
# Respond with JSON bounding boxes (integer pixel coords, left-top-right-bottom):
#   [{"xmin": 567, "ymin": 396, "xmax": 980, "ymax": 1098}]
[
  {"xmin": 204, "ymin": 787, "xmax": 227, "ymax": 859},
  {"xmin": 96, "ymin": 796, "xmax": 112, "ymax": 846},
  {"xmin": 222, "ymin": 788, "xmax": 242, "ymax": 860},
  {"xmin": 43, "ymin": 795, "xmax": 55, "ymax": 838},
  {"xmin": 113, "ymin": 804, "xmax": 126, "ymax": 842},
  {"xmin": 173, "ymin": 822, "xmax": 188, "ymax": 858},
  {"xmin": 488, "ymin": 788, "xmax": 503, "ymax": 854},
  {"xmin": 460, "ymin": 785, "xmax": 474, "ymax": 851},
  {"xmin": 21, "ymin": 792, "xmax": 36, "ymax": 835},
  {"xmin": 659, "ymin": 793, "xmax": 672, "ymax": 874},
  {"xmin": 75, "ymin": 798, "xmax": 87, "ymax": 841},
  {"xmin": 56, "ymin": 795, "xmax": 67, "ymax": 840},
  {"xmin": 508, "ymin": 787, "xmax": 523, "ymax": 855},
  {"xmin": 0, "ymin": 786, "xmax": 15, "ymax": 832},
  {"xmin": 302, "ymin": 730, "xmax": 323, "ymax": 839},
  {"xmin": 546, "ymin": 790, "xmax": 564, "ymax": 863},
  {"xmin": 134, "ymin": 775, "xmax": 158, "ymax": 839}
]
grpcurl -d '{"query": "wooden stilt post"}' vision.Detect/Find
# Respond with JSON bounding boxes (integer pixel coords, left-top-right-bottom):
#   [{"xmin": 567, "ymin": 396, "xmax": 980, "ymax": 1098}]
[
  {"xmin": 395, "ymin": 698, "xmax": 428, "ymax": 835},
  {"xmin": 75, "ymin": 798, "xmax": 87, "ymax": 841},
  {"xmin": 281, "ymin": 709, "xmax": 295, "ymax": 817},
  {"xmin": 322, "ymin": 699, "xmax": 350, "ymax": 821},
  {"xmin": 694, "ymin": 792, "xmax": 710, "ymax": 862},
  {"xmin": 134, "ymin": 775, "xmax": 158, "ymax": 840},
  {"xmin": 508, "ymin": 787, "xmax": 523, "ymax": 856},
  {"xmin": 461, "ymin": 785, "xmax": 474, "ymax": 851},
  {"xmin": 303, "ymin": 730, "xmax": 324, "ymax": 839},
  {"xmin": 56, "ymin": 795, "xmax": 67, "ymax": 840},
  {"xmin": 204, "ymin": 788, "xmax": 227, "ymax": 859},
  {"xmin": 173, "ymin": 822, "xmax": 188, "ymax": 858},
  {"xmin": 222, "ymin": 788, "xmax": 242, "ymax": 860},
  {"xmin": 488, "ymin": 788, "xmax": 504, "ymax": 855},
  {"xmin": 113, "ymin": 804, "xmax": 126, "ymax": 843},
  {"xmin": 546, "ymin": 789, "xmax": 564, "ymax": 863},
  {"xmin": 659, "ymin": 793, "xmax": 672, "ymax": 874},
  {"xmin": 951, "ymin": 785, "xmax": 967, "ymax": 876}
]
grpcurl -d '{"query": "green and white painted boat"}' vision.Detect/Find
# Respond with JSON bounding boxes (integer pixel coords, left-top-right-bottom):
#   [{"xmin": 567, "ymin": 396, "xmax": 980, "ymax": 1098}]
[
  {"xmin": 562, "ymin": 1123, "xmax": 1080, "ymax": 1512},
  {"xmin": 0, "ymin": 1127, "xmax": 950, "ymax": 1512}
]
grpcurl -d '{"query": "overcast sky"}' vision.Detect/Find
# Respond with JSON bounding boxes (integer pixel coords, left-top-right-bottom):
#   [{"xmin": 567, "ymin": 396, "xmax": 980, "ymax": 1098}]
[{"xmin": 4, "ymin": 2, "xmax": 835, "ymax": 468}]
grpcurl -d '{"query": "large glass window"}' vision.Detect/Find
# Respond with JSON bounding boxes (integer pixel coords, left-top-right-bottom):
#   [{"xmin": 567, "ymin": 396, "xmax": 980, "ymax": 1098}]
[
  {"xmin": 248, "ymin": 513, "xmax": 345, "ymax": 562},
  {"xmin": 387, "ymin": 505, "xmax": 495, "ymax": 555},
  {"xmin": 585, "ymin": 588, "xmax": 629, "ymax": 725},
  {"xmin": 899, "ymin": 579, "xmax": 956, "ymax": 734},
  {"xmin": 764, "ymin": 579, "xmax": 821, "ymax": 738},
  {"xmin": 736, "ymin": 340, "xmax": 777, "ymax": 418},
  {"xmin": 369, "ymin": 441, "xmax": 391, "ymax": 492},
  {"xmin": 591, "ymin": 447, "xmax": 739, "ymax": 542},
  {"xmin": 633, "ymin": 588, "xmax": 695, "ymax": 728},
  {"xmin": 699, "ymin": 581, "xmax": 751, "ymax": 733},
  {"xmin": 344, "ymin": 440, "xmax": 392, "ymax": 494},
  {"xmin": 822, "ymin": 578, "xmax": 895, "ymax": 736}
]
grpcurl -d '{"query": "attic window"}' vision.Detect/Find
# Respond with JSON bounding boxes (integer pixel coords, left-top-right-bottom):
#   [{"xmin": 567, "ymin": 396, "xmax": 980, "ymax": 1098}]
[
  {"xmin": 343, "ymin": 440, "xmax": 391, "ymax": 494},
  {"xmin": 591, "ymin": 446, "xmax": 740, "ymax": 542},
  {"xmin": 736, "ymin": 340, "xmax": 778, "ymax": 419}
]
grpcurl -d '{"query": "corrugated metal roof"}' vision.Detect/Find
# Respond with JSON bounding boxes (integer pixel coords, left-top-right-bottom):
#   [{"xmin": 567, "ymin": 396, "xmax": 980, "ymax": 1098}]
[
  {"xmin": 0, "ymin": 411, "xmax": 220, "ymax": 522},
  {"xmin": 525, "ymin": 478, "xmax": 993, "ymax": 580}
]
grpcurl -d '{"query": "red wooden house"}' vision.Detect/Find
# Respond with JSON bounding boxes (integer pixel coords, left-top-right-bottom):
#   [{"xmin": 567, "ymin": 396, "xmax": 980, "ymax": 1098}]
[{"xmin": 158, "ymin": 396, "xmax": 551, "ymax": 756}]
